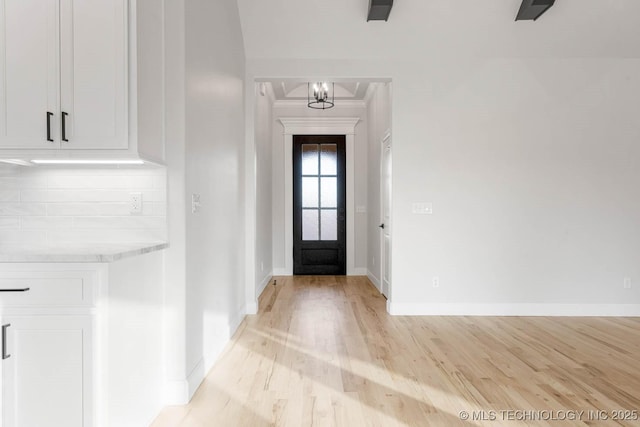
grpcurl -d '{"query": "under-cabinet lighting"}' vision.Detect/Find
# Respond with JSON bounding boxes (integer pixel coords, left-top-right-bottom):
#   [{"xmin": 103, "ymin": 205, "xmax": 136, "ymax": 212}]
[
  {"xmin": 0, "ymin": 159, "xmax": 32, "ymax": 166},
  {"xmin": 30, "ymin": 159, "xmax": 145, "ymax": 165}
]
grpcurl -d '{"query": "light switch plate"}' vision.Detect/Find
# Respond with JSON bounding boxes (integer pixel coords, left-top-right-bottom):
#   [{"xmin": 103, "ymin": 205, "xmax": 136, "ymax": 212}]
[{"xmin": 412, "ymin": 202, "xmax": 432, "ymax": 215}]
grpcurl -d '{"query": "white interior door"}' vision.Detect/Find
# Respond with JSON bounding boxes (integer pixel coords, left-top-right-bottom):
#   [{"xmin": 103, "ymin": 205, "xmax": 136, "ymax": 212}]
[
  {"xmin": 0, "ymin": 0, "xmax": 59, "ymax": 148},
  {"xmin": 381, "ymin": 133, "xmax": 392, "ymax": 298}
]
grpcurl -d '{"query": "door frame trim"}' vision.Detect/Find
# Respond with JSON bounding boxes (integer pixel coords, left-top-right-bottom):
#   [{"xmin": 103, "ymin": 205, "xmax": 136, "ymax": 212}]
[
  {"xmin": 380, "ymin": 129, "xmax": 392, "ymax": 298},
  {"xmin": 279, "ymin": 117, "xmax": 360, "ymax": 275}
]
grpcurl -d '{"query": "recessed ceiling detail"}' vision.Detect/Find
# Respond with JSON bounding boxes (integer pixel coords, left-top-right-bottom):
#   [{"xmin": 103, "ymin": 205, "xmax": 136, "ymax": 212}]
[
  {"xmin": 516, "ymin": 0, "xmax": 556, "ymax": 21},
  {"xmin": 270, "ymin": 81, "xmax": 371, "ymax": 102}
]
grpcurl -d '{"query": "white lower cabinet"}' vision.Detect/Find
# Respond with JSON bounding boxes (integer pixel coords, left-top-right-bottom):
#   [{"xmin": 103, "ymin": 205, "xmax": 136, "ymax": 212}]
[
  {"xmin": 0, "ymin": 253, "xmax": 166, "ymax": 427},
  {"xmin": 0, "ymin": 269, "xmax": 96, "ymax": 427},
  {"xmin": 1, "ymin": 316, "xmax": 93, "ymax": 427}
]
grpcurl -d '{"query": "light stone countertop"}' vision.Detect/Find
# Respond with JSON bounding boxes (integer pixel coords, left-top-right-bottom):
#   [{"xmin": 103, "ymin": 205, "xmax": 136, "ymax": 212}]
[{"xmin": 0, "ymin": 242, "xmax": 169, "ymax": 263}]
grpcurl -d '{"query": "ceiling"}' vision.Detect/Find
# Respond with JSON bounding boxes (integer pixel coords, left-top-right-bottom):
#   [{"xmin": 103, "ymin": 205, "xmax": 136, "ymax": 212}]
[{"xmin": 237, "ymin": 0, "xmax": 640, "ymax": 60}]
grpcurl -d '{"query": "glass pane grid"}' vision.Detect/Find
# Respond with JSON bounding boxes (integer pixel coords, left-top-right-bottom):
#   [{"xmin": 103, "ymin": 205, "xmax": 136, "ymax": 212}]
[
  {"xmin": 321, "ymin": 209, "xmax": 337, "ymax": 241},
  {"xmin": 302, "ymin": 145, "xmax": 319, "ymax": 175},
  {"xmin": 302, "ymin": 209, "xmax": 319, "ymax": 241},
  {"xmin": 302, "ymin": 177, "xmax": 318, "ymax": 208},
  {"xmin": 300, "ymin": 143, "xmax": 339, "ymax": 242},
  {"xmin": 321, "ymin": 177, "xmax": 337, "ymax": 208},
  {"xmin": 321, "ymin": 144, "xmax": 337, "ymax": 175}
]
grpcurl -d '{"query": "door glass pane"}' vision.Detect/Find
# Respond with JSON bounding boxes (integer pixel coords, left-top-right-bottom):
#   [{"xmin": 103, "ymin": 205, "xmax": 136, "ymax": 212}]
[
  {"xmin": 302, "ymin": 177, "xmax": 318, "ymax": 207},
  {"xmin": 320, "ymin": 144, "xmax": 337, "ymax": 175},
  {"xmin": 320, "ymin": 177, "xmax": 337, "ymax": 208},
  {"xmin": 321, "ymin": 209, "xmax": 337, "ymax": 241},
  {"xmin": 303, "ymin": 209, "xmax": 319, "ymax": 240},
  {"xmin": 302, "ymin": 144, "xmax": 319, "ymax": 175}
]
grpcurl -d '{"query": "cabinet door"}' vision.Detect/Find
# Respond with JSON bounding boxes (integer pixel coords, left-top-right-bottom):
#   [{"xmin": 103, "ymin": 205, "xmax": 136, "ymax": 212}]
[
  {"xmin": 1, "ymin": 316, "xmax": 92, "ymax": 427},
  {"xmin": 0, "ymin": 0, "xmax": 60, "ymax": 149},
  {"xmin": 59, "ymin": 0, "xmax": 128, "ymax": 150}
]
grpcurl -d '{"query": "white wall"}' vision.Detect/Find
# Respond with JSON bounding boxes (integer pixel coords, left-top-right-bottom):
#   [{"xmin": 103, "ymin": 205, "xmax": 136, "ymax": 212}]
[
  {"xmin": 270, "ymin": 103, "xmax": 369, "ymax": 274},
  {"xmin": 106, "ymin": 250, "xmax": 165, "ymax": 427},
  {"xmin": 184, "ymin": 0, "xmax": 246, "ymax": 385},
  {"xmin": 247, "ymin": 57, "xmax": 640, "ymax": 316},
  {"xmin": 254, "ymin": 84, "xmax": 274, "ymax": 297},
  {"xmin": 161, "ymin": 0, "xmax": 188, "ymax": 404},
  {"xmin": 163, "ymin": 0, "xmax": 247, "ymax": 403},
  {"xmin": 0, "ymin": 164, "xmax": 166, "ymax": 246}
]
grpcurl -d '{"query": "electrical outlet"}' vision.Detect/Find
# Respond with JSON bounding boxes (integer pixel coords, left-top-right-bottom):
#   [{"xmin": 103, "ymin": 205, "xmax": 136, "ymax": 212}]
[
  {"xmin": 130, "ymin": 192, "xmax": 142, "ymax": 214},
  {"xmin": 624, "ymin": 277, "xmax": 632, "ymax": 289},
  {"xmin": 261, "ymin": 261, "xmax": 264, "ymax": 272},
  {"xmin": 191, "ymin": 194, "xmax": 201, "ymax": 214},
  {"xmin": 372, "ymin": 257, "xmax": 376, "ymax": 266},
  {"xmin": 432, "ymin": 277, "xmax": 440, "ymax": 288}
]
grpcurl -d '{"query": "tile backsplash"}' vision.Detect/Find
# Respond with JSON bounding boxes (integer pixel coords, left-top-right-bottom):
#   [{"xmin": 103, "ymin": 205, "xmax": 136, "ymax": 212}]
[{"xmin": 0, "ymin": 164, "xmax": 167, "ymax": 246}]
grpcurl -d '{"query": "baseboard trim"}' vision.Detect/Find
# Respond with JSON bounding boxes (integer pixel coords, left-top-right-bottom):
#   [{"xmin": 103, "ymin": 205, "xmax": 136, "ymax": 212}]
[
  {"xmin": 245, "ymin": 301, "xmax": 258, "ymax": 315},
  {"xmin": 349, "ymin": 268, "xmax": 368, "ymax": 276},
  {"xmin": 186, "ymin": 358, "xmax": 205, "ymax": 401},
  {"xmin": 164, "ymin": 379, "xmax": 190, "ymax": 405},
  {"xmin": 185, "ymin": 305, "xmax": 248, "ymax": 402},
  {"xmin": 273, "ymin": 268, "xmax": 291, "ymax": 276},
  {"xmin": 145, "ymin": 403, "xmax": 167, "ymax": 427},
  {"xmin": 367, "ymin": 270, "xmax": 381, "ymax": 292},
  {"xmin": 387, "ymin": 303, "xmax": 640, "ymax": 317},
  {"xmin": 228, "ymin": 304, "xmax": 246, "ymax": 337},
  {"xmin": 203, "ymin": 304, "xmax": 246, "ymax": 370},
  {"xmin": 247, "ymin": 273, "xmax": 273, "ymax": 314},
  {"xmin": 257, "ymin": 273, "xmax": 272, "ymax": 299}
]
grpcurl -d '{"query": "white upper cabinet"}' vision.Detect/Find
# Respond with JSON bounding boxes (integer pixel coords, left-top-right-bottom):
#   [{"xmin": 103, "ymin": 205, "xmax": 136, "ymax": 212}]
[
  {"xmin": 59, "ymin": 0, "xmax": 128, "ymax": 150},
  {"xmin": 0, "ymin": 0, "xmax": 60, "ymax": 149},
  {"xmin": 0, "ymin": 0, "xmax": 164, "ymax": 162},
  {"xmin": 0, "ymin": 0, "xmax": 127, "ymax": 150}
]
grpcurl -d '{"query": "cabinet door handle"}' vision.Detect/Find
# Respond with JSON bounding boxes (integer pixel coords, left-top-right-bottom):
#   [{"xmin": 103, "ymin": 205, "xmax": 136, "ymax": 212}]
[
  {"xmin": 2, "ymin": 324, "xmax": 10, "ymax": 360},
  {"xmin": 0, "ymin": 288, "xmax": 30, "ymax": 292},
  {"xmin": 46, "ymin": 112, "xmax": 54, "ymax": 142},
  {"xmin": 61, "ymin": 111, "xmax": 69, "ymax": 142}
]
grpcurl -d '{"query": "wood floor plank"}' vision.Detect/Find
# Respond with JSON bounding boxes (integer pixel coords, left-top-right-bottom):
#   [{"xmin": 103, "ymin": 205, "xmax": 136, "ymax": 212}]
[{"xmin": 151, "ymin": 276, "xmax": 640, "ymax": 427}]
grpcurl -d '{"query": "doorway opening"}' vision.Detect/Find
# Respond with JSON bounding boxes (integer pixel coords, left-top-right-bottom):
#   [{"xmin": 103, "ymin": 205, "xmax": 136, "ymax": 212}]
[
  {"xmin": 278, "ymin": 117, "xmax": 360, "ymax": 276},
  {"xmin": 249, "ymin": 79, "xmax": 392, "ymax": 308}
]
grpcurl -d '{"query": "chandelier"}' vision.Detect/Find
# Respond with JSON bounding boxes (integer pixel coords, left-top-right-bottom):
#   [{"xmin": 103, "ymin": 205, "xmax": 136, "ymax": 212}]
[{"xmin": 307, "ymin": 82, "xmax": 334, "ymax": 109}]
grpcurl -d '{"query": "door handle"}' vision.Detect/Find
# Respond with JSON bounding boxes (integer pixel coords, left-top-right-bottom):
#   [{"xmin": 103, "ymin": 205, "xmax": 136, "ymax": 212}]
[
  {"xmin": 46, "ymin": 112, "xmax": 54, "ymax": 142},
  {"xmin": 61, "ymin": 111, "xmax": 69, "ymax": 142},
  {"xmin": 0, "ymin": 288, "xmax": 30, "ymax": 292},
  {"xmin": 2, "ymin": 323, "xmax": 10, "ymax": 360},
  {"xmin": 379, "ymin": 223, "xmax": 385, "ymax": 229}
]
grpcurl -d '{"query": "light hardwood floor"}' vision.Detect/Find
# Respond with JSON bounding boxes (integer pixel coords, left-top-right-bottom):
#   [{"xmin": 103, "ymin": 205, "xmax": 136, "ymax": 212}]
[{"xmin": 150, "ymin": 276, "xmax": 640, "ymax": 426}]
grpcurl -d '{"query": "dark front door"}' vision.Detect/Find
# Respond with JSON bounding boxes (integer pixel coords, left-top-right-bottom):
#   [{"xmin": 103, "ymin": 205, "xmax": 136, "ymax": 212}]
[{"xmin": 293, "ymin": 135, "xmax": 346, "ymax": 275}]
